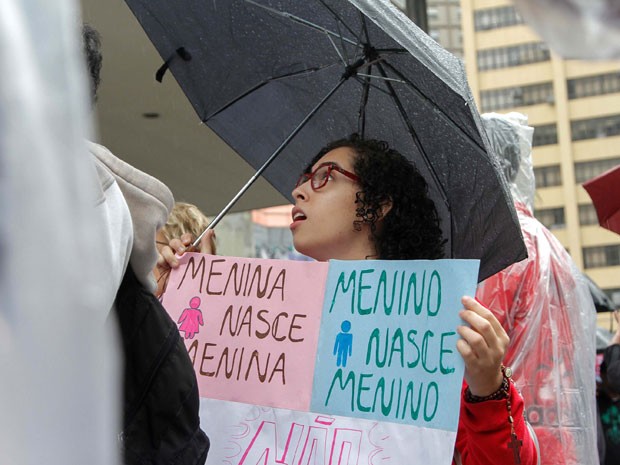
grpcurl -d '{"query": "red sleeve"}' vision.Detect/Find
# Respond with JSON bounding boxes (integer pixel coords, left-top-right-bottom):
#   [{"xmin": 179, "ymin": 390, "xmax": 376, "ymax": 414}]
[{"xmin": 455, "ymin": 381, "xmax": 537, "ymax": 465}]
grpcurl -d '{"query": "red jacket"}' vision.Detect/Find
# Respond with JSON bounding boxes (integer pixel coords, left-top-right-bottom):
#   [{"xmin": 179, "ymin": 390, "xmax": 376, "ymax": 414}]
[{"xmin": 456, "ymin": 381, "xmax": 537, "ymax": 465}]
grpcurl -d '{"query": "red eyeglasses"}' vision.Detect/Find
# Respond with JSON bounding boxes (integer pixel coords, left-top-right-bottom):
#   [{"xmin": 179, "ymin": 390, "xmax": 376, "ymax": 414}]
[{"xmin": 295, "ymin": 162, "xmax": 360, "ymax": 191}]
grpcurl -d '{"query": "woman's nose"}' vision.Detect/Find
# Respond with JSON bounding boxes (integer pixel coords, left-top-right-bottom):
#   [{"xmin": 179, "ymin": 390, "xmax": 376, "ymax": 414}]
[{"xmin": 292, "ymin": 182, "xmax": 309, "ymax": 200}]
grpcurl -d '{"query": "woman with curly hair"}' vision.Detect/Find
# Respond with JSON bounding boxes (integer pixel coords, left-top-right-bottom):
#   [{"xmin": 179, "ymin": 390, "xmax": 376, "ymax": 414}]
[
  {"xmin": 290, "ymin": 134, "xmax": 537, "ymax": 465},
  {"xmin": 294, "ymin": 135, "xmax": 445, "ymax": 261}
]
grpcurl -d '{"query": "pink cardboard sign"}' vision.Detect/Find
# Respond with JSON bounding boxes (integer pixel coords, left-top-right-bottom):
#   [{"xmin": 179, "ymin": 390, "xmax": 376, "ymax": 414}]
[{"xmin": 161, "ymin": 253, "xmax": 329, "ymax": 411}]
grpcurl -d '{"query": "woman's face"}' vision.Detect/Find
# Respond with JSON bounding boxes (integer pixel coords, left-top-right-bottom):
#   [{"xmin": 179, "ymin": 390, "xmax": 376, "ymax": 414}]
[{"xmin": 290, "ymin": 146, "xmax": 375, "ymax": 261}]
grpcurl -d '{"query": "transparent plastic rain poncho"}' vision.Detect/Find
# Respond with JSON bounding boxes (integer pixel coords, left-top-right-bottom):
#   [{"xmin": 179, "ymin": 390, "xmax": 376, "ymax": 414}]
[
  {"xmin": 476, "ymin": 113, "xmax": 598, "ymax": 465},
  {"xmin": 513, "ymin": 0, "xmax": 620, "ymax": 59}
]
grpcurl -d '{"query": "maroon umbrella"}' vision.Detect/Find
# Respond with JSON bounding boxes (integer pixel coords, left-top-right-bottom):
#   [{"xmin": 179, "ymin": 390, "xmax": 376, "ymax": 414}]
[{"xmin": 583, "ymin": 164, "xmax": 620, "ymax": 235}]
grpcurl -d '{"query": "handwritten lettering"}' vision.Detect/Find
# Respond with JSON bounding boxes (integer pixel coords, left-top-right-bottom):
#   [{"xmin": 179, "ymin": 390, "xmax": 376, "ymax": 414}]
[
  {"xmin": 219, "ymin": 305, "xmax": 306, "ymax": 342},
  {"xmin": 329, "ymin": 268, "xmax": 442, "ymax": 316},
  {"xmin": 187, "ymin": 340, "xmax": 287, "ymax": 385},
  {"xmin": 325, "ymin": 369, "xmax": 440, "ymax": 421},
  {"xmin": 239, "ymin": 419, "xmax": 362, "ymax": 465},
  {"xmin": 177, "ymin": 256, "xmax": 286, "ymax": 300},
  {"xmin": 365, "ymin": 328, "xmax": 456, "ymax": 373}
]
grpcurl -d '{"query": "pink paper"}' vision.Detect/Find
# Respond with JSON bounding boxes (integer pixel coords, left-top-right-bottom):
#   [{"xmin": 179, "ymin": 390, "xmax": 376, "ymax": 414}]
[{"xmin": 162, "ymin": 253, "xmax": 328, "ymax": 411}]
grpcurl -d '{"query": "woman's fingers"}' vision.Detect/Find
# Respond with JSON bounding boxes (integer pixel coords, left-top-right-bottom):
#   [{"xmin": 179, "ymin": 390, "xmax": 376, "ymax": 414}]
[
  {"xmin": 198, "ymin": 229, "xmax": 216, "ymax": 255},
  {"xmin": 456, "ymin": 324, "xmax": 489, "ymax": 358},
  {"xmin": 160, "ymin": 242, "xmax": 181, "ymax": 268},
  {"xmin": 462, "ymin": 297, "xmax": 506, "ymax": 339},
  {"xmin": 459, "ymin": 297, "xmax": 509, "ymax": 352},
  {"xmin": 158, "ymin": 230, "xmax": 217, "ymax": 271},
  {"xmin": 457, "ymin": 296, "xmax": 509, "ymax": 396}
]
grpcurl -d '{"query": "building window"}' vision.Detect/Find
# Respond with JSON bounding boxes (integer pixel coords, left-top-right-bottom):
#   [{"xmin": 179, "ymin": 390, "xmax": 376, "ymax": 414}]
[
  {"xmin": 477, "ymin": 42, "xmax": 550, "ymax": 71},
  {"xmin": 534, "ymin": 165, "xmax": 562, "ymax": 188},
  {"xmin": 583, "ymin": 245, "xmax": 620, "ymax": 269},
  {"xmin": 574, "ymin": 157, "xmax": 620, "ymax": 183},
  {"xmin": 567, "ymin": 72, "xmax": 620, "ymax": 99},
  {"xmin": 532, "ymin": 124, "xmax": 558, "ymax": 146},
  {"xmin": 474, "ymin": 5, "xmax": 523, "ymax": 31},
  {"xmin": 579, "ymin": 204, "xmax": 599, "ymax": 226},
  {"xmin": 534, "ymin": 207, "xmax": 565, "ymax": 229},
  {"xmin": 571, "ymin": 114, "xmax": 620, "ymax": 141},
  {"xmin": 481, "ymin": 82, "xmax": 553, "ymax": 112}
]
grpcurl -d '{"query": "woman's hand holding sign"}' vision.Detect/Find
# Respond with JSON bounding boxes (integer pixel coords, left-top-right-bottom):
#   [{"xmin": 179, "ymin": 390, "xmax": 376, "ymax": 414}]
[
  {"xmin": 155, "ymin": 230, "xmax": 216, "ymax": 298},
  {"xmin": 456, "ymin": 296, "xmax": 509, "ymax": 397},
  {"xmin": 158, "ymin": 230, "xmax": 216, "ymax": 269}
]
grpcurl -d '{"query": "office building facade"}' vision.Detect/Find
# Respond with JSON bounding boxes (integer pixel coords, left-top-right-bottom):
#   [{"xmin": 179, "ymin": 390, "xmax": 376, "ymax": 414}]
[{"xmin": 395, "ymin": 0, "xmax": 620, "ymax": 305}]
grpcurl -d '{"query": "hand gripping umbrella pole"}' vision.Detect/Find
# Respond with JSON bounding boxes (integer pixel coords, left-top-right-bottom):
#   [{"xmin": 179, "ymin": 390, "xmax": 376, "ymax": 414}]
[{"xmin": 192, "ymin": 77, "xmax": 347, "ymax": 249}]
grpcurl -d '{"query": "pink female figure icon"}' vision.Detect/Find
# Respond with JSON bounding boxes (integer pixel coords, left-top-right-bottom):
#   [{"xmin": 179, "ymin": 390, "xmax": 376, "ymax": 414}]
[{"xmin": 177, "ymin": 296, "xmax": 204, "ymax": 339}]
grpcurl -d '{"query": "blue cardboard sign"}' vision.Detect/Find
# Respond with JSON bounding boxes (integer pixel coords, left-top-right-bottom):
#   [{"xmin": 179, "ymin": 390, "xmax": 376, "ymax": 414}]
[{"xmin": 311, "ymin": 259, "xmax": 479, "ymax": 431}]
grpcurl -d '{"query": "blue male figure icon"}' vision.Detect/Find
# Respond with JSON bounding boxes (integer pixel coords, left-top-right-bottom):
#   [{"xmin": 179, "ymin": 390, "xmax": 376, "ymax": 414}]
[{"xmin": 333, "ymin": 320, "xmax": 353, "ymax": 367}]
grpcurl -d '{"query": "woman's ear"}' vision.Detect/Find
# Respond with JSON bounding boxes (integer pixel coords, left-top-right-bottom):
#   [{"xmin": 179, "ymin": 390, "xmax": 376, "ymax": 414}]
[{"xmin": 379, "ymin": 197, "xmax": 393, "ymax": 219}]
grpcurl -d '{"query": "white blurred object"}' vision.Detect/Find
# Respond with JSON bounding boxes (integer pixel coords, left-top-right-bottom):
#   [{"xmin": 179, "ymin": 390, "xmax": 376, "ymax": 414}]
[
  {"xmin": 0, "ymin": 1, "xmax": 119, "ymax": 465},
  {"xmin": 481, "ymin": 112, "xmax": 535, "ymax": 212},
  {"xmin": 514, "ymin": 0, "xmax": 620, "ymax": 59}
]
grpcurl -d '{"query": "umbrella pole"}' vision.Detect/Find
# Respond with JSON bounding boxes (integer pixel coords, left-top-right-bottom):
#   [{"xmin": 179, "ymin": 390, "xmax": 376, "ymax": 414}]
[{"xmin": 192, "ymin": 77, "xmax": 347, "ymax": 249}]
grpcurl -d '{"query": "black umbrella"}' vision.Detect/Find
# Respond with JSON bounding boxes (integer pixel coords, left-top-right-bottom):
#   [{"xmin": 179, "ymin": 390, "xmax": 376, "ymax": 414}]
[
  {"xmin": 124, "ymin": 0, "xmax": 526, "ymax": 281},
  {"xmin": 584, "ymin": 273, "xmax": 617, "ymax": 313}
]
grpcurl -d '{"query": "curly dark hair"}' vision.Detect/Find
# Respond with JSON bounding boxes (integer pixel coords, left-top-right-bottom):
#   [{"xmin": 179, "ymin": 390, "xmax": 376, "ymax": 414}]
[{"xmin": 304, "ymin": 134, "xmax": 446, "ymax": 260}]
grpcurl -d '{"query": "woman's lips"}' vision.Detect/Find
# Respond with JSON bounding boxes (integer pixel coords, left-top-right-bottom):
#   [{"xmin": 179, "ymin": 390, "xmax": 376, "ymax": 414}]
[{"xmin": 290, "ymin": 207, "xmax": 307, "ymax": 230}]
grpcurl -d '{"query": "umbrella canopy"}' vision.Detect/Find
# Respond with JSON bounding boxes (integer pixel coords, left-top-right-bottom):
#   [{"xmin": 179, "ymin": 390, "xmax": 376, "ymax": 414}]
[
  {"xmin": 583, "ymin": 164, "xmax": 620, "ymax": 236},
  {"xmin": 124, "ymin": 0, "xmax": 526, "ymax": 282},
  {"xmin": 583, "ymin": 273, "xmax": 617, "ymax": 313}
]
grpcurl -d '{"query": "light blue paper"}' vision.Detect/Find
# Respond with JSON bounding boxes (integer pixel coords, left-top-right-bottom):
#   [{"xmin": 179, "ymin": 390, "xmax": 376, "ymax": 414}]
[{"xmin": 310, "ymin": 259, "xmax": 479, "ymax": 432}]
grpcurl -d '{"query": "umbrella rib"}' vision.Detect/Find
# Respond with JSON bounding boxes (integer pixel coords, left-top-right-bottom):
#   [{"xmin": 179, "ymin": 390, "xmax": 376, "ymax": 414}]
[
  {"xmin": 193, "ymin": 77, "xmax": 349, "ymax": 247},
  {"xmin": 324, "ymin": 31, "xmax": 347, "ymax": 66},
  {"xmin": 353, "ymin": 12, "xmax": 367, "ymax": 61},
  {"xmin": 380, "ymin": 60, "xmax": 487, "ymax": 154},
  {"xmin": 335, "ymin": 18, "xmax": 350, "ymax": 63},
  {"xmin": 357, "ymin": 73, "xmax": 406, "ymax": 84},
  {"xmin": 360, "ymin": 11, "xmax": 371, "ymax": 43},
  {"xmin": 318, "ymin": 0, "xmax": 363, "ymax": 44},
  {"xmin": 375, "ymin": 61, "xmax": 450, "ymax": 210},
  {"xmin": 374, "ymin": 48, "xmax": 409, "ymax": 54},
  {"xmin": 374, "ymin": 61, "xmax": 456, "ymax": 265},
  {"xmin": 205, "ymin": 64, "xmax": 338, "ymax": 120},
  {"xmin": 244, "ymin": 0, "xmax": 358, "ymax": 47},
  {"xmin": 354, "ymin": 76, "xmax": 391, "ymax": 96},
  {"xmin": 357, "ymin": 66, "xmax": 372, "ymax": 137}
]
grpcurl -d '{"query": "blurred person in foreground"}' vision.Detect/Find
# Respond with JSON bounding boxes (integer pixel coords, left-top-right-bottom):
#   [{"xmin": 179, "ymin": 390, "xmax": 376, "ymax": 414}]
[
  {"xmin": 476, "ymin": 112, "xmax": 598, "ymax": 465},
  {"xmin": 154, "ymin": 201, "xmax": 216, "ymax": 298},
  {"xmin": 82, "ymin": 24, "xmax": 209, "ymax": 465}
]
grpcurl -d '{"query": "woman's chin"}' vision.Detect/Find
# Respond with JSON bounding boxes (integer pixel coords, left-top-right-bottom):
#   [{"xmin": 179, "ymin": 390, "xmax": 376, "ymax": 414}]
[{"xmin": 292, "ymin": 241, "xmax": 320, "ymax": 262}]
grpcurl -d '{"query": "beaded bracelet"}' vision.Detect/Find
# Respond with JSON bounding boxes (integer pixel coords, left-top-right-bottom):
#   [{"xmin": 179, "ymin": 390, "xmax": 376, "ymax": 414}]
[
  {"xmin": 464, "ymin": 366, "xmax": 523, "ymax": 464},
  {"xmin": 464, "ymin": 375, "xmax": 509, "ymax": 403}
]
